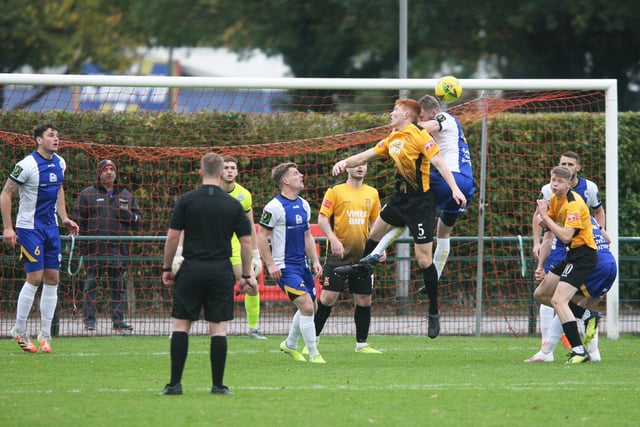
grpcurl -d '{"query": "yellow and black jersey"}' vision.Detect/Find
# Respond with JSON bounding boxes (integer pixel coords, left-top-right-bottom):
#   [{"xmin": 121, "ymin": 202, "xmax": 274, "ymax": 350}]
[
  {"xmin": 548, "ymin": 189, "xmax": 597, "ymax": 250},
  {"xmin": 319, "ymin": 183, "xmax": 381, "ymax": 263},
  {"xmin": 372, "ymin": 122, "xmax": 439, "ymax": 192}
]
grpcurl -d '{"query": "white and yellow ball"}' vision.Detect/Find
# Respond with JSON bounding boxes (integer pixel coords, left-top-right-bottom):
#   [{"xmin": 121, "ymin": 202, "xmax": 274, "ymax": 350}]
[{"xmin": 435, "ymin": 76, "xmax": 462, "ymax": 102}]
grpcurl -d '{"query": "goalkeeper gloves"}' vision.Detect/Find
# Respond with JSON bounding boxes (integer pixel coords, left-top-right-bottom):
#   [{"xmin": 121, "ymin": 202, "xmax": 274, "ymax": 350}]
[
  {"xmin": 251, "ymin": 249, "xmax": 263, "ymax": 276},
  {"xmin": 171, "ymin": 246, "xmax": 184, "ymax": 275}
]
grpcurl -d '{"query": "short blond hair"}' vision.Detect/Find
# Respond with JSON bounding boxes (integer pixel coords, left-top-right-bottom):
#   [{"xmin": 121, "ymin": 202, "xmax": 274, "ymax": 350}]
[{"xmin": 201, "ymin": 152, "xmax": 224, "ymax": 178}]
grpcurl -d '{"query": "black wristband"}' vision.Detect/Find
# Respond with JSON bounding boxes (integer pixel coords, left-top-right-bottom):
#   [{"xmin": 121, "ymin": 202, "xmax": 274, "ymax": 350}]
[
  {"xmin": 162, "ymin": 267, "xmax": 172, "ymax": 272},
  {"xmin": 241, "ymin": 275, "xmax": 251, "ymax": 279}
]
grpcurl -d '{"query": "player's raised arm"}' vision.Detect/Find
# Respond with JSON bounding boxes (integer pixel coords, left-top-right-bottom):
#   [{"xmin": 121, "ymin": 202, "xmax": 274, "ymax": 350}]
[{"xmin": 332, "ymin": 148, "xmax": 379, "ymax": 176}]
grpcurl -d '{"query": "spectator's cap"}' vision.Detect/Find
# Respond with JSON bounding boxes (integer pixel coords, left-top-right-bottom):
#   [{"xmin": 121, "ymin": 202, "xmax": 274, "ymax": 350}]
[{"xmin": 97, "ymin": 159, "xmax": 117, "ymax": 177}]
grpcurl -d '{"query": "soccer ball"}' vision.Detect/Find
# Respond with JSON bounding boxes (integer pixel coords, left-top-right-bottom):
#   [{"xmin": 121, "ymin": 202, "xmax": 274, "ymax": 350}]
[{"xmin": 435, "ymin": 76, "xmax": 462, "ymax": 102}]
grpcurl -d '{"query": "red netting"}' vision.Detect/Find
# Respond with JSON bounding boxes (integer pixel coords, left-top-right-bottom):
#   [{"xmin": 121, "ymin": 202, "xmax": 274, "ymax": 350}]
[{"xmin": 0, "ymin": 86, "xmax": 606, "ymax": 337}]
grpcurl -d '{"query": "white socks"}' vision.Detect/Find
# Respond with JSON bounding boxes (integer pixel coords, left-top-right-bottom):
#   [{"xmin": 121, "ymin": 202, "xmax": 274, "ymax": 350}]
[
  {"xmin": 40, "ymin": 284, "xmax": 58, "ymax": 335},
  {"xmin": 15, "ymin": 282, "xmax": 58, "ymax": 335},
  {"xmin": 299, "ymin": 314, "xmax": 318, "ymax": 356},
  {"xmin": 15, "ymin": 282, "xmax": 38, "ymax": 332},
  {"xmin": 433, "ymin": 238, "xmax": 450, "ymax": 278},
  {"xmin": 588, "ymin": 331, "xmax": 599, "ymax": 353},
  {"xmin": 285, "ymin": 311, "xmax": 320, "ymax": 357},
  {"xmin": 542, "ymin": 315, "xmax": 563, "ymax": 354},
  {"xmin": 286, "ymin": 310, "xmax": 302, "ymax": 350},
  {"xmin": 372, "ymin": 227, "xmax": 406, "ymax": 256},
  {"xmin": 542, "ymin": 314, "xmax": 598, "ymax": 355},
  {"xmin": 539, "ymin": 304, "xmax": 555, "ymax": 343}
]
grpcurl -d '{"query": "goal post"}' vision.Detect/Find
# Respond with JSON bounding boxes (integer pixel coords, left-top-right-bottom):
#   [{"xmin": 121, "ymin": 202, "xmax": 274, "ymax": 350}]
[{"xmin": 0, "ymin": 73, "xmax": 619, "ymax": 338}]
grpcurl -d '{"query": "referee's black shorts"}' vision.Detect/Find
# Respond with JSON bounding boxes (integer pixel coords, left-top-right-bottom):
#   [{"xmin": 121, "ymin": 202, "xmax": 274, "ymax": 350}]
[
  {"xmin": 172, "ymin": 259, "xmax": 236, "ymax": 322},
  {"xmin": 380, "ymin": 191, "xmax": 437, "ymax": 244}
]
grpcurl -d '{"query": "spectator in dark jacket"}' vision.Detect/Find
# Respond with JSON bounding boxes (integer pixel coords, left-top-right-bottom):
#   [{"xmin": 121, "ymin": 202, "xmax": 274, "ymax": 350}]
[{"xmin": 73, "ymin": 159, "xmax": 142, "ymax": 331}]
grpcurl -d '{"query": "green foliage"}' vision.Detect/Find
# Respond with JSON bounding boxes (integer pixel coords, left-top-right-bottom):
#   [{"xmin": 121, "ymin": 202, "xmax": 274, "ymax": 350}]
[
  {"xmin": 1, "ymin": 335, "xmax": 639, "ymax": 426},
  {"xmin": 617, "ymin": 112, "xmax": 640, "ymax": 301},
  {"xmin": 2, "ymin": 109, "xmax": 638, "ymax": 239},
  {"xmin": 0, "ymin": 0, "xmax": 143, "ymax": 74},
  {"xmin": 155, "ymin": 0, "xmax": 640, "ymax": 110},
  {"xmin": 125, "ymin": 0, "xmax": 224, "ymax": 48},
  {"xmin": 3, "ymin": 1, "xmax": 640, "ymax": 109}
]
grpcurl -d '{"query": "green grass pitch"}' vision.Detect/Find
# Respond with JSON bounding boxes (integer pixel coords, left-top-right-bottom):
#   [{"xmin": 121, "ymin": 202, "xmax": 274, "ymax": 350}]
[{"xmin": 1, "ymin": 334, "xmax": 638, "ymax": 426}]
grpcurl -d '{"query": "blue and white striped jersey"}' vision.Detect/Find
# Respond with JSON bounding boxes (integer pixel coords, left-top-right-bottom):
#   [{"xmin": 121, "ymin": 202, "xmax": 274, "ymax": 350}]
[
  {"xmin": 8, "ymin": 151, "xmax": 66, "ymax": 229},
  {"xmin": 259, "ymin": 193, "xmax": 311, "ymax": 270},
  {"xmin": 431, "ymin": 111, "xmax": 473, "ymax": 178}
]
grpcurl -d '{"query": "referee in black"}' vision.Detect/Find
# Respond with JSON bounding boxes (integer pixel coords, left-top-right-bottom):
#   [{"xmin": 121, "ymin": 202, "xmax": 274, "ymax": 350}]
[{"xmin": 159, "ymin": 152, "xmax": 257, "ymax": 396}]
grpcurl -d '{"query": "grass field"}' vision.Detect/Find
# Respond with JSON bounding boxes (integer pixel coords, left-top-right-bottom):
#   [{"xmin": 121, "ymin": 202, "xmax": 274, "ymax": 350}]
[{"xmin": 1, "ymin": 334, "xmax": 638, "ymax": 426}]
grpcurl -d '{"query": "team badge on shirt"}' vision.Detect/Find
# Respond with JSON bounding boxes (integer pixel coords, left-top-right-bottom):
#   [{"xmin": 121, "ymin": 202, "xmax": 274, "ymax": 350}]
[
  {"xmin": 260, "ymin": 210, "xmax": 273, "ymax": 225},
  {"xmin": 10, "ymin": 165, "xmax": 23, "ymax": 179},
  {"xmin": 322, "ymin": 199, "xmax": 332, "ymax": 208}
]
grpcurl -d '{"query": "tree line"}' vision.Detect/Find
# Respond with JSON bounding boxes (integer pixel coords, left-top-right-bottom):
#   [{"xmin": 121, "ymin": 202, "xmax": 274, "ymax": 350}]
[{"xmin": 2, "ymin": 0, "xmax": 638, "ymax": 110}]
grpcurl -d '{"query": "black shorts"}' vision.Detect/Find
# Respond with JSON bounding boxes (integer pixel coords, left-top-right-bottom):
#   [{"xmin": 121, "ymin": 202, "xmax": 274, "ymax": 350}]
[
  {"xmin": 550, "ymin": 245, "xmax": 598, "ymax": 289},
  {"xmin": 171, "ymin": 259, "xmax": 235, "ymax": 322},
  {"xmin": 321, "ymin": 263, "xmax": 373, "ymax": 295},
  {"xmin": 380, "ymin": 191, "xmax": 437, "ymax": 244}
]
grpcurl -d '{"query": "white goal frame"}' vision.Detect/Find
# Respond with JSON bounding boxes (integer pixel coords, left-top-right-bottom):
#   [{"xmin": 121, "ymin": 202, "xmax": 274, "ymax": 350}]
[{"xmin": 0, "ymin": 74, "xmax": 619, "ymax": 338}]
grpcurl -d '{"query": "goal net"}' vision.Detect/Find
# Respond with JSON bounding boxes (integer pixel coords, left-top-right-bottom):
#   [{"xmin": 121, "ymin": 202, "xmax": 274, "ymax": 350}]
[{"xmin": 0, "ymin": 75, "xmax": 618, "ymax": 338}]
